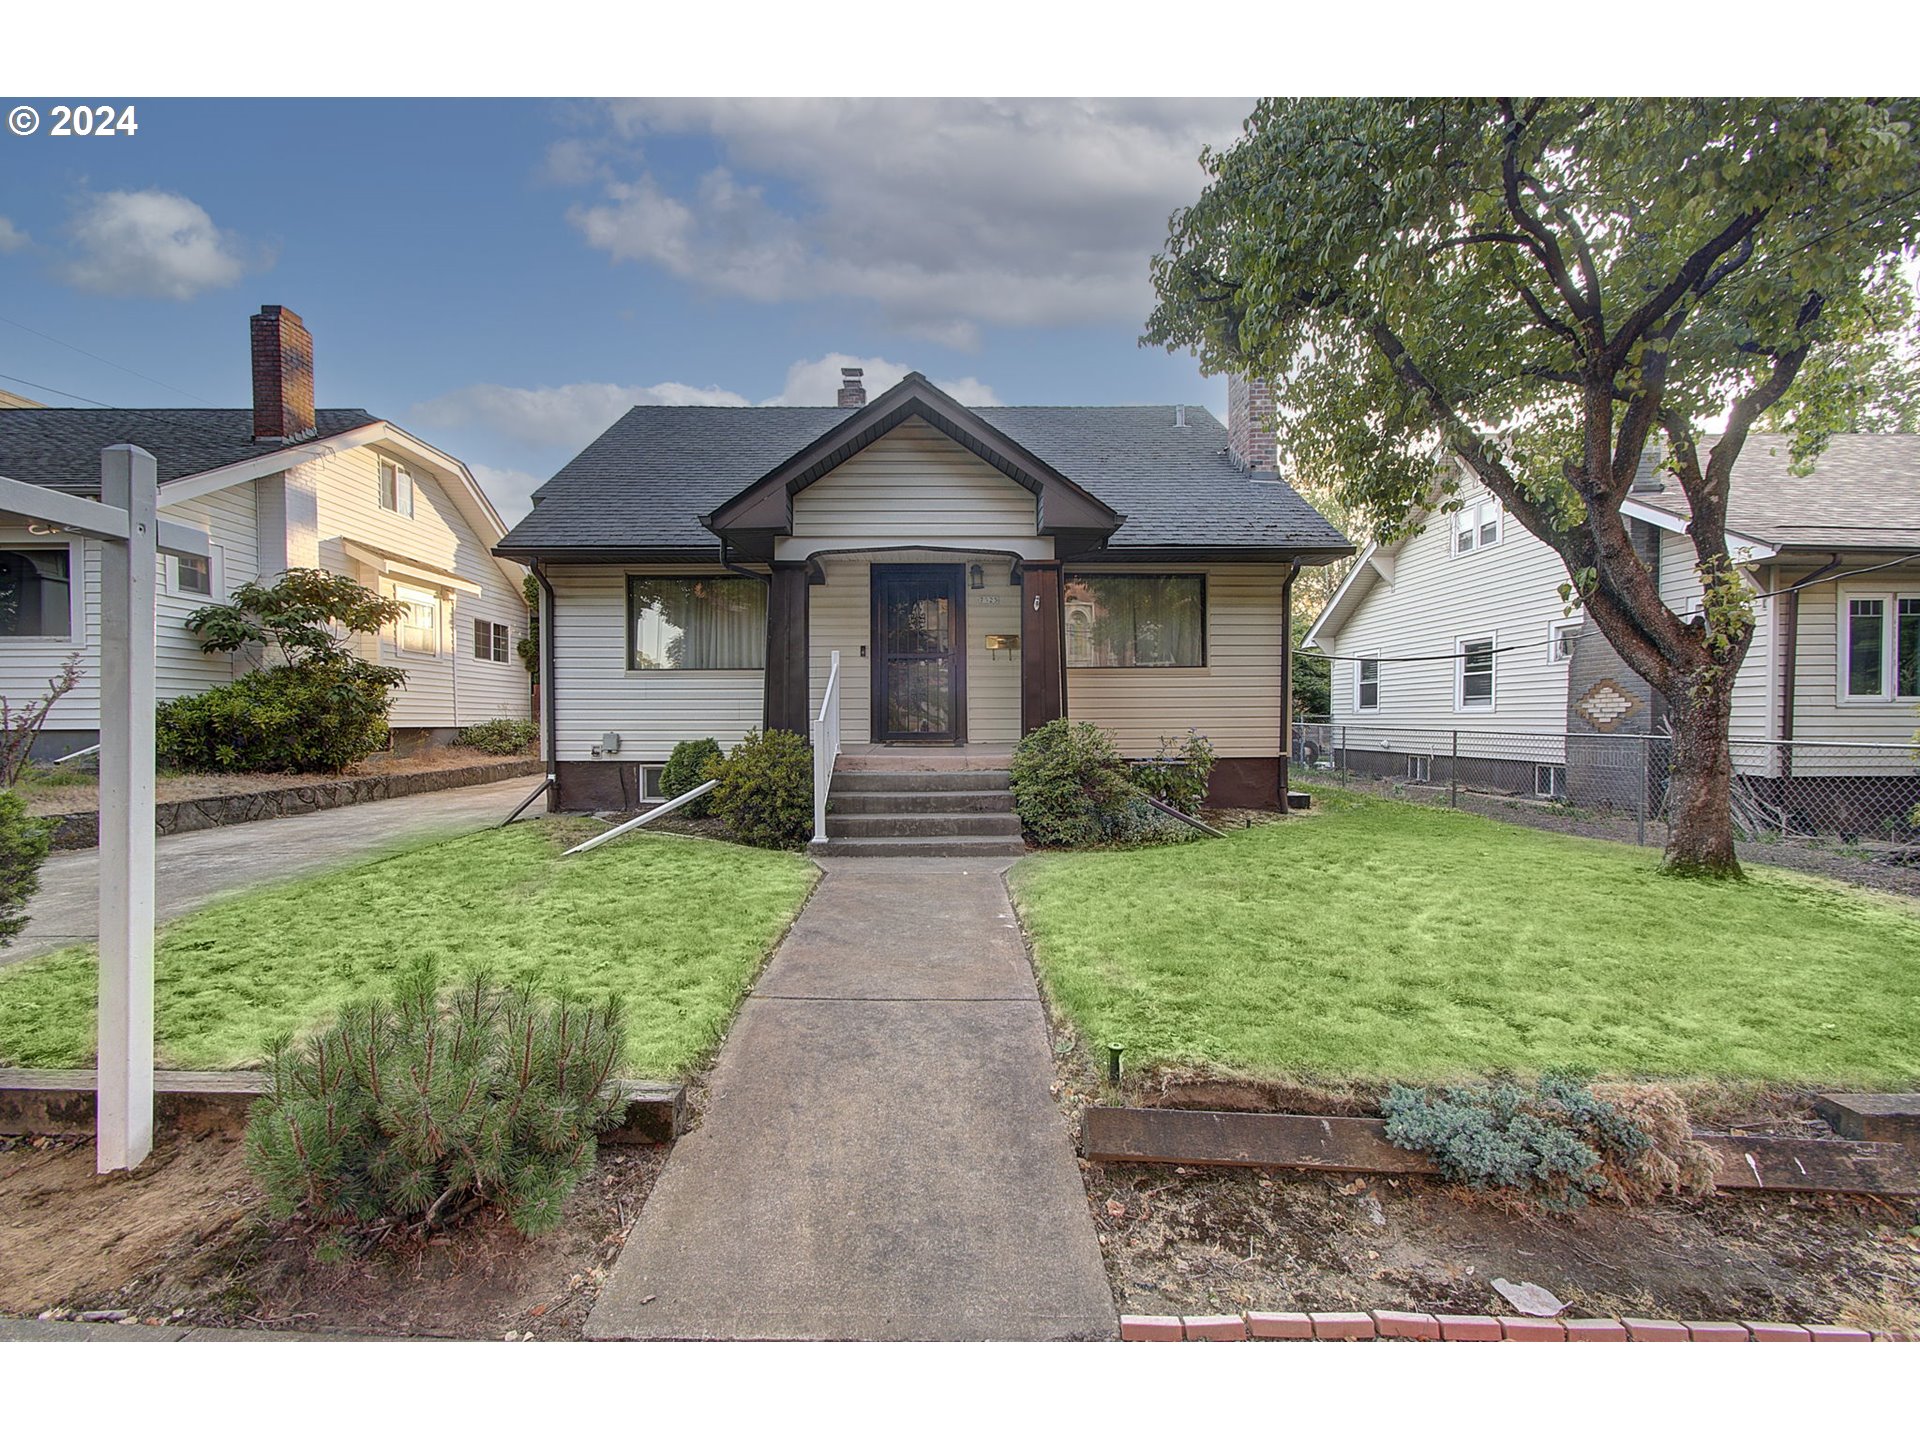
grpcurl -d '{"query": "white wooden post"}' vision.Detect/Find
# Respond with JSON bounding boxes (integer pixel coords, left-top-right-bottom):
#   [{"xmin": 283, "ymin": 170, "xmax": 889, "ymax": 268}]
[{"xmin": 96, "ymin": 445, "xmax": 159, "ymax": 1173}]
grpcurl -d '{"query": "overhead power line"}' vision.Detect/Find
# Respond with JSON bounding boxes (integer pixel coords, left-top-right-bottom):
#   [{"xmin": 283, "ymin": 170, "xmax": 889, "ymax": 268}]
[
  {"xmin": 0, "ymin": 314, "xmax": 219, "ymax": 405},
  {"xmin": 0, "ymin": 369, "xmax": 112, "ymax": 407}
]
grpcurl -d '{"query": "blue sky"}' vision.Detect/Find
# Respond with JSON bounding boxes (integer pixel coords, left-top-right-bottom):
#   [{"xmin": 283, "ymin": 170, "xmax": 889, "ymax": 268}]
[{"xmin": 0, "ymin": 98, "xmax": 1249, "ymax": 521}]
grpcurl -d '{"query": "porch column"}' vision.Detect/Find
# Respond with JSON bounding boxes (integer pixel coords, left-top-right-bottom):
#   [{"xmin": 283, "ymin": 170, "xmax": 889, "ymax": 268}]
[
  {"xmin": 765, "ymin": 561, "xmax": 811, "ymax": 737},
  {"xmin": 1020, "ymin": 560, "xmax": 1066, "ymax": 733}
]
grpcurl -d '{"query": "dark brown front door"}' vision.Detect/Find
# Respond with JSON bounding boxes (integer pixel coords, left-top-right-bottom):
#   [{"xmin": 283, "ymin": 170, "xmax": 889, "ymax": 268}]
[{"xmin": 871, "ymin": 564, "xmax": 966, "ymax": 743}]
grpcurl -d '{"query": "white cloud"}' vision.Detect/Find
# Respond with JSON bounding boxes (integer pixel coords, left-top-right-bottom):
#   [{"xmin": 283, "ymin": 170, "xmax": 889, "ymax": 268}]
[
  {"xmin": 0, "ymin": 217, "xmax": 28, "ymax": 254},
  {"xmin": 414, "ymin": 379, "xmax": 750, "ymax": 450},
  {"xmin": 560, "ymin": 99, "xmax": 1248, "ymax": 344},
  {"xmin": 469, "ymin": 463, "xmax": 548, "ymax": 526},
  {"xmin": 766, "ymin": 354, "xmax": 998, "ymax": 408},
  {"xmin": 59, "ymin": 189, "xmax": 257, "ymax": 300},
  {"xmin": 418, "ymin": 357, "xmax": 997, "ymax": 456}
]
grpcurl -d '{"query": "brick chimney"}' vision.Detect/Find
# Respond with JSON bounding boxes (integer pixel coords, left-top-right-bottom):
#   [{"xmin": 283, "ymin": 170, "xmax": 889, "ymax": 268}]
[
  {"xmin": 251, "ymin": 305, "xmax": 316, "ymax": 441},
  {"xmin": 836, "ymin": 366, "xmax": 867, "ymax": 408},
  {"xmin": 1226, "ymin": 374, "xmax": 1277, "ymax": 479}
]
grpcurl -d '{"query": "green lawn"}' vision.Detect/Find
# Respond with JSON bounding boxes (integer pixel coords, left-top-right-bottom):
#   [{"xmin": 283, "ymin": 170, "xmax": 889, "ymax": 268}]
[
  {"xmin": 1010, "ymin": 789, "xmax": 1920, "ymax": 1087},
  {"xmin": 0, "ymin": 822, "xmax": 816, "ymax": 1077}
]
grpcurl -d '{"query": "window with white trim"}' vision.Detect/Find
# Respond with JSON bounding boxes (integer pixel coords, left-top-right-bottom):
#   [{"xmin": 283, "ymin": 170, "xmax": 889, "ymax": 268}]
[
  {"xmin": 168, "ymin": 545, "xmax": 222, "ymax": 600},
  {"xmin": 0, "ymin": 545, "xmax": 73, "ymax": 638},
  {"xmin": 1548, "ymin": 617, "xmax": 1581, "ymax": 665},
  {"xmin": 395, "ymin": 584, "xmax": 439, "ymax": 656},
  {"xmin": 378, "ymin": 458, "xmax": 415, "ymax": 518},
  {"xmin": 473, "ymin": 618, "xmax": 511, "ymax": 664},
  {"xmin": 1457, "ymin": 634, "xmax": 1496, "ymax": 709},
  {"xmin": 1355, "ymin": 654, "xmax": 1380, "ymax": 711},
  {"xmin": 1843, "ymin": 591, "xmax": 1920, "ymax": 701},
  {"xmin": 1453, "ymin": 499, "xmax": 1502, "ymax": 555}
]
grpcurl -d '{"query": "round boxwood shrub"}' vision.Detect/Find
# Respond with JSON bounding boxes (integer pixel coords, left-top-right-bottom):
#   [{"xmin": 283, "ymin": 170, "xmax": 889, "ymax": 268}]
[
  {"xmin": 661, "ymin": 737, "xmax": 723, "ymax": 818},
  {"xmin": 457, "ymin": 718, "xmax": 539, "ymax": 755},
  {"xmin": 157, "ymin": 660, "xmax": 397, "ymax": 774},
  {"xmin": 709, "ymin": 729, "xmax": 813, "ymax": 849},
  {"xmin": 1009, "ymin": 719, "xmax": 1135, "ymax": 848},
  {"xmin": 0, "ymin": 789, "xmax": 52, "ymax": 948}
]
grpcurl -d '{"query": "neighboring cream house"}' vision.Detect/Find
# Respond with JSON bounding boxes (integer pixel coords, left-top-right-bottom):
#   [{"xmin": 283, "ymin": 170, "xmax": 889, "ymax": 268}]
[
  {"xmin": 1304, "ymin": 436, "xmax": 1920, "ymax": 828},
  {"xmin": 496, "ymin": 370, "xmax": 1352, "ymax": 837},
  {"xmin": 0, "ymin": 306, "xmax": 530, "ymax": 758}
]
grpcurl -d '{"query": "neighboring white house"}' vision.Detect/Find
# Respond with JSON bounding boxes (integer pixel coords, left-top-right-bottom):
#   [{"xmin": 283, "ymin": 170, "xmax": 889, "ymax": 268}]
[
  {"xmin": 1303, "ymin": 435, "xmax": 1920, "ymax": 831},
  {"xmin": 495, "ymin": 370, "xmax": 1353, "ymax": 828},
  {"xmin": 0, "ymin": 306, "xmax": 530, "ymax": 757}
]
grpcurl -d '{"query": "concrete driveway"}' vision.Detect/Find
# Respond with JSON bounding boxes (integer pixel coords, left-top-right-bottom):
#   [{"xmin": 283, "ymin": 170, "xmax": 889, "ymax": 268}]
[{"xmin": 4, "ymin": 776, "xmax": 541, "ymax": 967}]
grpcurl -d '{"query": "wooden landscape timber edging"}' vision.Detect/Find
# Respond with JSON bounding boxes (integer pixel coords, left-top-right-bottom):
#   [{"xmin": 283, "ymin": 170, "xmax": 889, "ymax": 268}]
[
  {"xmin": 0, "ymin": 1069, "xmax": 685, "ymax": 1145},
  {"xmin": 1081, "ymin": 1105, "xmax": 1920, "ymax": 1199},
  {"xmin": 1119, "ymin": 1310, "xmax": 1908, "ymax": 1343}
]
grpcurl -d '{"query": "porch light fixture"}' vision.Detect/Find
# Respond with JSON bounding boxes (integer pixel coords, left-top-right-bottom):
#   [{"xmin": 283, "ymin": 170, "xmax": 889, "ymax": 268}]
[{"xmin": 969, "ymin": 563, "xmax": 984, "ymax": 590}]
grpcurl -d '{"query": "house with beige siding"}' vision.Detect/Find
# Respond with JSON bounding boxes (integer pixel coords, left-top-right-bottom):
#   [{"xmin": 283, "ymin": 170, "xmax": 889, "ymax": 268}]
[
  {"xmin": 1303, "ymin": 436, "xmax": 1920, "ymax": 832},
  {"xmin": 495, "ymin": 370, "xmax": 1352, "ymax": 852},
  {"xmin": 0, "ymin": 306, "xmax": 529, "ymax": 758}
]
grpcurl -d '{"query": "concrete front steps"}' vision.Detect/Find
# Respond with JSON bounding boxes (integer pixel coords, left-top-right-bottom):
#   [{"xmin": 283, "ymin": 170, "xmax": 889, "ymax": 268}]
[{"xmin": 814, "ymin": 765, "xmax": 1027, "ymax": 858}]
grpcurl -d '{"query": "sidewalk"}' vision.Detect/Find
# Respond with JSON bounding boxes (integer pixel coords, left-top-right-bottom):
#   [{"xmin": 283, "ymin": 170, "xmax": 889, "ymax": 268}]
[{"xmin": 585, "ymin": 855, "xmax": 1117, "ymax": 1341}]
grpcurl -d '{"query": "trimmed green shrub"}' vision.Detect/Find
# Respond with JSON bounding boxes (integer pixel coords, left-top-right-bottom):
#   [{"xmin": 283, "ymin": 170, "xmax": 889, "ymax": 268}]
[
  {"xmin": 1132, "ymin": 729, "xmax": 1218, "ymax": 816},
  {"xmin": 1381, "ymin": 1075, "xmax": 1655, "ymax": 1211},
  {"xmin": 458, "ymin": 718, "xmax": 539, "ymax": 755},
  {"xmin": 1009, "ymin": 719, "xmax": 1134, "ymax": 848},
  {"xmin": 662, "ymin": 737, "xmax": 724, "ymax": 818},
  {"xmin": 157, "ymin": 660, "xmax": 398, "ymax": 774},
  {"xmin": 709, "ymin": 729, "xmax": 812, "ymax": 849},
  {"xmin": 245, "ymin": 965, "xmax": 626, "ymax": 1238},
  {"xmin": 0, "ymin": 789, "xmax": 51, "ymax": 948}
]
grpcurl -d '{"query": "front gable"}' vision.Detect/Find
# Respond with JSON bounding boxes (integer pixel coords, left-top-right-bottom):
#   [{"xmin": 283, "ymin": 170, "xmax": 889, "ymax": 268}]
[{"xmin": 703, "ymin": 373, "xmax": 1120, "ymax": 560}]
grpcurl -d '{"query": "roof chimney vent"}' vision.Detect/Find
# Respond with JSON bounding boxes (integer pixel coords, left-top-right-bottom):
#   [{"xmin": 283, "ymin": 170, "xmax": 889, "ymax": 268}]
[
  {"xmin": 1173, "ymin": 405, "xmax": 1188, "ymax": 428},
  {"xmin": 837, "ymin": 367, "xmax": 866, "ymax": 409},
  {"xmin": 1630, "ymin": 437, "xmax": 1667, "ymax": 493}
]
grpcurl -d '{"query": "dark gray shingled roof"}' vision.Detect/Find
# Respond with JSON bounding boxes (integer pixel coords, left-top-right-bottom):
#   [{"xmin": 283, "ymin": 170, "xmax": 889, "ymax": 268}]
[
  {"xmin": 1631, "ymin": 434, "xmax": 1920, "ymax": 551},
  {"xmin": 497, "ymin": 402, "xmax": 1351, "ymax": 556},
  {"xmin": 0, "ymin": 408, "xmax": 379, "ymax": 492}
]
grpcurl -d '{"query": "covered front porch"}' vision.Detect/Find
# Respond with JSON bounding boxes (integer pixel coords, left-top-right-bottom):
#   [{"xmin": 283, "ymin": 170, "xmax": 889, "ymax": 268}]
[{"xmin": 763, "ymin": 547, "xmax": 1066, "ymax": 752}]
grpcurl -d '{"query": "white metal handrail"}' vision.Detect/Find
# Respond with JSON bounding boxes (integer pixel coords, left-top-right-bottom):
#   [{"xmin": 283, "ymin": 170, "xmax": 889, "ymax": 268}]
[{"xmin": 811, "ymin": 648, "xmax": 842, "ymax": 844}]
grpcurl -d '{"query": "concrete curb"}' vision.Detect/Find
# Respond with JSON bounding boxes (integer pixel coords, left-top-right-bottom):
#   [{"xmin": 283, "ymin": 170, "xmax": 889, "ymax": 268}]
[
  {"xmin": 0, "ymin": 1318, "xmax": 396, "ymax": 1342},
  {"xmin": 1120, "ymin": 1309, "xmax": 1901, "ymax": 1342}
]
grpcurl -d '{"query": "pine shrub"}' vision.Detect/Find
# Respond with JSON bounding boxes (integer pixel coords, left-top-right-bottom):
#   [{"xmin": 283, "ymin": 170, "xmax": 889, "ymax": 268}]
[
  {"xmin": 709, "ymin": 729, "xmax": 813, "ymax": 849},
  {"xmin": 661, "ymin": 737, "xmax": 723, "ymax": 818},
  {"xmin": 458, "ymin": 718, "xmax": 539, "ymax": 755},
  {"xmin": 1009, "ymin": 719, "xmax": 1135, "ymax": 847},
  {"xmin": 1381, "ymin": 1075, "xmax": 1655, "ymax": 1211},
  {"xmin": 245, "ymin": 966, "xmax": 627, "ymax": 1238},
  {"xmin": 0, "ymin": 789, "xmax": 51, "ymax": 948}
]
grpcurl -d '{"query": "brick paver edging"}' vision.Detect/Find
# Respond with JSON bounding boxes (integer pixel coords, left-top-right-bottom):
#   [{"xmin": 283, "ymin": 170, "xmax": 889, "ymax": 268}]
[{"xmin": 1119, "ymin": 1310, "xmax": 1907, "ymax": 1342}]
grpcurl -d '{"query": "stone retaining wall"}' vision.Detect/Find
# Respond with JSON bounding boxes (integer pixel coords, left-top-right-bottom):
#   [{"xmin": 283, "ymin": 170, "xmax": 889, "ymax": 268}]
[{"xmin": 43, "ymin": 756, "xmax": 545, "ymax": 851}]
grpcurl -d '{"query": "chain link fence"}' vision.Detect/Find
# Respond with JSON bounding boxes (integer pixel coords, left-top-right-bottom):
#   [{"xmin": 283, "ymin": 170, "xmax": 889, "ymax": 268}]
[{"xmin": 1292, "ymin": 722, "xmax": 1920, "ymax": 858}]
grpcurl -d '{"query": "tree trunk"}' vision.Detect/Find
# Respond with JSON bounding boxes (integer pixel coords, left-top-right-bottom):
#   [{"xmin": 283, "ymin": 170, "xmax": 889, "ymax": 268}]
[{"xmin": 1660, "ymin": 664, "xmax": 1743, "ymax": 878}]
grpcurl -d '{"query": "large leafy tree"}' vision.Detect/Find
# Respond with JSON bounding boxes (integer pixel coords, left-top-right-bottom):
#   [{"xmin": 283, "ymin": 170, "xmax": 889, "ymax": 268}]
[{"xmin": 1147, "ymin": 98, "xmax": 1920, "ymax": 876}]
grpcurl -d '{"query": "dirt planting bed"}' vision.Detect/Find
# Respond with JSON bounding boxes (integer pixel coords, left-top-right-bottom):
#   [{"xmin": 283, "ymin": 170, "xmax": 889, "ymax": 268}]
[
  {"xmin": 0, "ymin": 1131, "xmax": 666, "ymax": 1340},
  {"xmin": 1085, "ymin": 1159, "xmax": 1920, "ymax": 1332}
]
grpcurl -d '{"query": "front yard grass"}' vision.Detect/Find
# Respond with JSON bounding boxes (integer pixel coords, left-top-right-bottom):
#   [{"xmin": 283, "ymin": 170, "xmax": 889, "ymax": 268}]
[
  {"xmin": 0, "ymin": 822, "xmax": 816, "ymax": 1077},
  {"xmin": 1010, "ymin": 789, "xmax": 1920, "ymax": 1088}
]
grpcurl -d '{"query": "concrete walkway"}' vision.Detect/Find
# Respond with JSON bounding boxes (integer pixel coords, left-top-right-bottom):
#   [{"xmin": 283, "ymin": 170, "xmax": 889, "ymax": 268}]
[
  {"xmin": 586, "ymin": 856, "xmax": 1117, "ymax": 1341},
  {"xmin": 5, "ymin": 776, "xmax": 540, "ymax": 967}
]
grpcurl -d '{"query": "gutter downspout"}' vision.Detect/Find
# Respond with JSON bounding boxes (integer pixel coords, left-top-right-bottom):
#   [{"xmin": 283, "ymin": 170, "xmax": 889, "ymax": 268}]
[
  {"xmin": 1776, "ymin": 553, "xmax": 1843, "ymax": 821},
  {"xmin": 533, "ymin": 562, "xmax": 558, "ymax": 811},
  {"xmin": 1279, "ymin": 560, "xmax": 1300, "ymax": 813}
]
